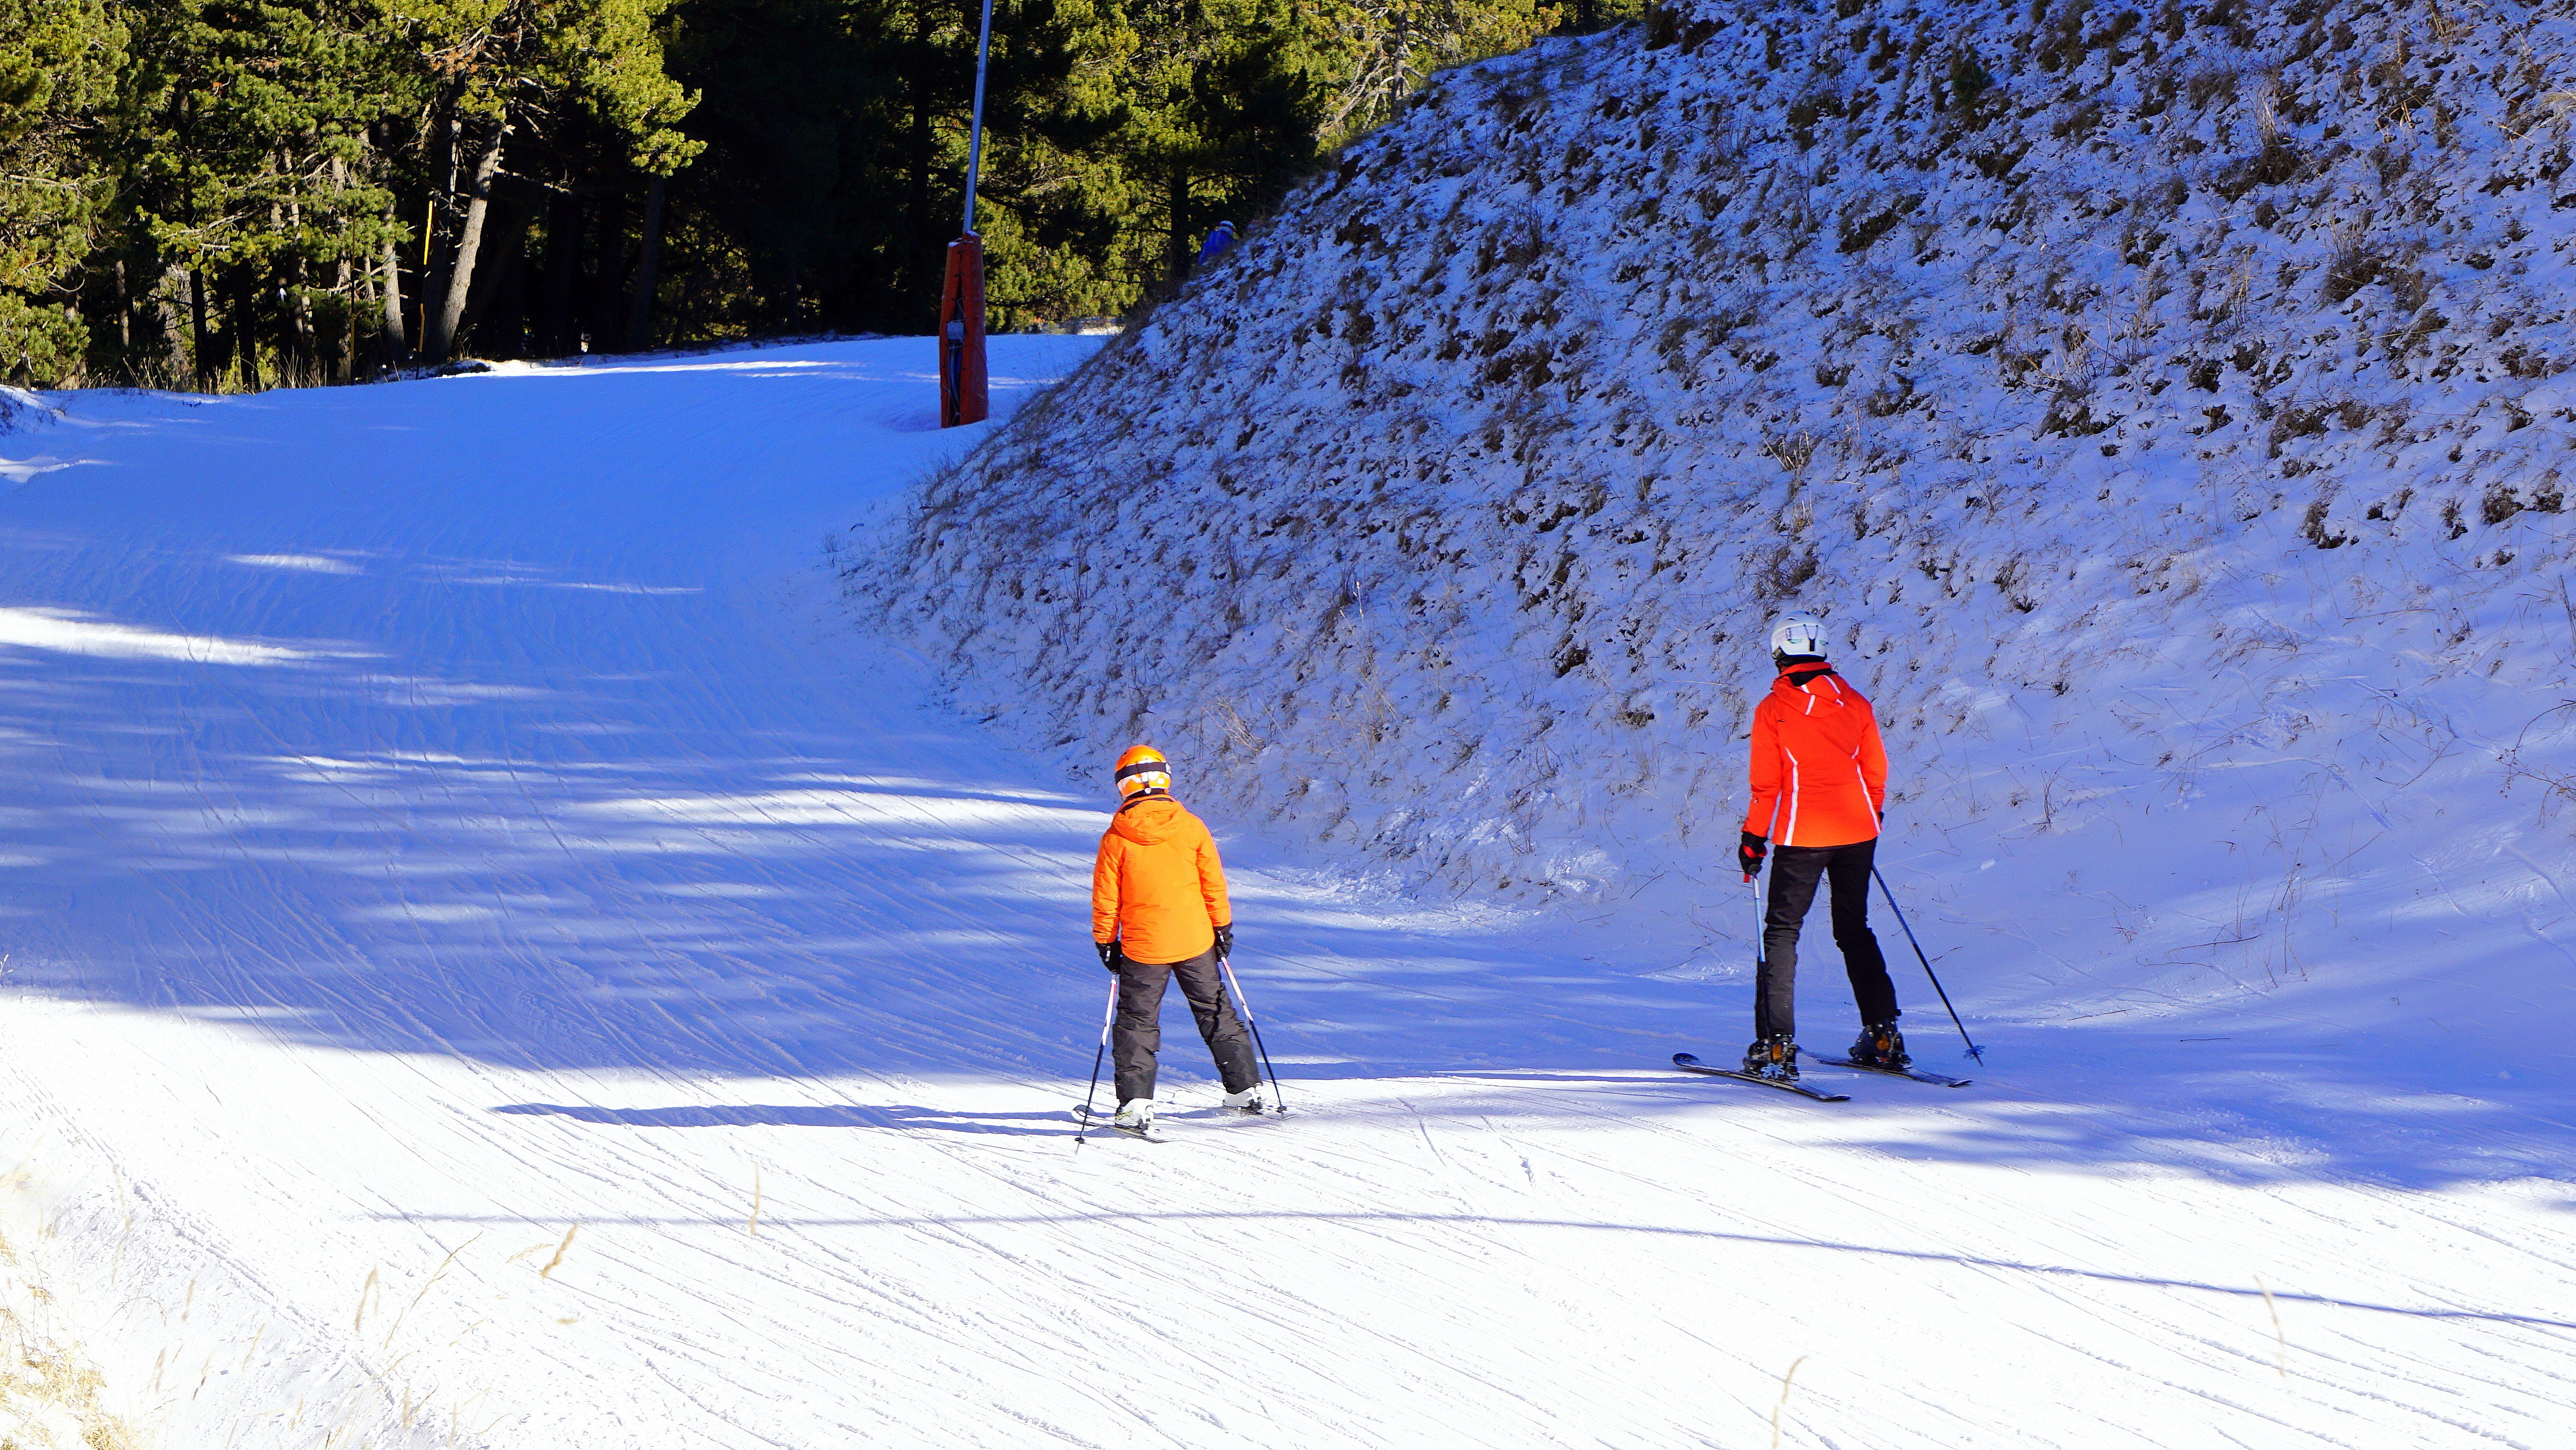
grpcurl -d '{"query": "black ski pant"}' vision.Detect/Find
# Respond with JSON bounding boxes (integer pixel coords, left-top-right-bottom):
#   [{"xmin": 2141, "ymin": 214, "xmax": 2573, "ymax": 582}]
[
  {"xmin": 1112, "ymin": 947, "xmax": 1258, "ymax": 1104},
  {"xmin": 1757, "ymin": 838, "xmax": 1898, "ymax": 1042}
]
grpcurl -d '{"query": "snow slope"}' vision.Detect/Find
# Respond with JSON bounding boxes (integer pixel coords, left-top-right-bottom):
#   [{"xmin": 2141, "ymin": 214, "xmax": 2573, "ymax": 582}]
[{"xmin": 0, "ymin": 339, "xmax": 2571, "ymax": 1450}]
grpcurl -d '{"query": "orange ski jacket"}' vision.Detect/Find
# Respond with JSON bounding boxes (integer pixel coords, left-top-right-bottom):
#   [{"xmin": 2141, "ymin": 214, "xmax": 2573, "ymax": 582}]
[
  {"xmin": 1091, "ymin": 796, "xmax": 1232, "ymax": 965},
  {"xmin": 1743, "ymin": 662, "xmax": 1887, "ymax": 848}
]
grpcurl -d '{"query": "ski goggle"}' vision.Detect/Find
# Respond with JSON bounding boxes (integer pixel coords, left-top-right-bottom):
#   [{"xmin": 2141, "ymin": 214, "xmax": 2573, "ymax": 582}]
[{"xmin": 1116, "ymin": 758, "xmax": 1171, "ymax": 793}]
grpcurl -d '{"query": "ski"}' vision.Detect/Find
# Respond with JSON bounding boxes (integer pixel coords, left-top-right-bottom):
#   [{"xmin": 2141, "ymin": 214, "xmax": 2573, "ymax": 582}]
[
  {"xmin": 1802, "ymin": 1054, "xmax": 1973, "ymax": 1088},
  {"xmin": 1071, "ymin": 1105, "xmax": 1168, "ymax": 1142},
  {"xmin": 1671, "ymin": 1052, "xmax": 1850, "ymax": 1102},
  {"xmin": 1078, "ymin": 1100, "xmax": 1279, "ymax": 1124}
]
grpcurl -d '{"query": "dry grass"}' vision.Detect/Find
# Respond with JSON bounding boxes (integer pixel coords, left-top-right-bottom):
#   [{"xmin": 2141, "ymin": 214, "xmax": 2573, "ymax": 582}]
[
  {"xmin": 1767, "ymin": 1354, "xmax": 1807, "ymax": 1448},
  {"xmin": 2255, "ymin": 1274, "xmax": 2290, "ymax": 1376},
  {"xmin": 538, "ymin": 1225, "xmax": 580, "ymax": 1280},
  {"xmin": 0, "ymin": 1225, "xmax": 141, "ymax": 1450}
]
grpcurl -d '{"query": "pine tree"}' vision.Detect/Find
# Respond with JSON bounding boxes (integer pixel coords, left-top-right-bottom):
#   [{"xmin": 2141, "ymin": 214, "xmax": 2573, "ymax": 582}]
[
  {"xmin": 665, "ymin": 0, "xmax": 911, "ymax": 333},
  {"xmin": 0, "ymin": 0, "xmax": 125, "ymax": 385},
  {"xmin": 2, "ymin": 0, "xmax": 1563, "ymax": 388},
  {"xmin": 407, "ymin": 0, "xmax": 701, "ymax": 359},
  {"xmin": 108, "ymin": 2, "xmax": 419, "ymax": 388}
]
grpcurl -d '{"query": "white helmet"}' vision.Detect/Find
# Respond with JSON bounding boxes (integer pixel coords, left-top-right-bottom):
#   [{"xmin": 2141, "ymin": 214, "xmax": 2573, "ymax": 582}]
[{"xmin": 1769, "ymin": 616, "xmax": 1829, "ymax": 658}]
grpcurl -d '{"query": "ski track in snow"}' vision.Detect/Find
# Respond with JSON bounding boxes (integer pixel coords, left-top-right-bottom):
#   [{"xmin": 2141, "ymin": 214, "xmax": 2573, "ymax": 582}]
[{"xmin": 0, "ymin": 339, "xmax": 2568, "ymax": 1448}]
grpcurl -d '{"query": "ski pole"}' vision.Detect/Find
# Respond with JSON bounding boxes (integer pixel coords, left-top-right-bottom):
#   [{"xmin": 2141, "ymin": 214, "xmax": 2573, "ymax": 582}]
[
  {"xmin": 1218, "ymin": 955, "xmax": 1287, "ymax": 1116},
  {"xmin": 1749, "ymin": 871, "xmax": 1764, "ymax": 969},
  {"xmin": 1075, "ymin": 974, "xmax": 1119, "ymax": 1145},
  {"xmin": 1749, "ymin": 871, "xmax": 1767, "ymax": 1044},
  {"xmin": 1870, "ymin": 865, "xmax": 1984, "ymax": 1064}
]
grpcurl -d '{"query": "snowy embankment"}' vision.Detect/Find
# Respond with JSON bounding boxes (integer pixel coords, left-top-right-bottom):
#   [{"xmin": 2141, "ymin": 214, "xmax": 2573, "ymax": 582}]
[{"xmin": 863, "ymin": 0, "xmax": 2576, "ymax": 1053}]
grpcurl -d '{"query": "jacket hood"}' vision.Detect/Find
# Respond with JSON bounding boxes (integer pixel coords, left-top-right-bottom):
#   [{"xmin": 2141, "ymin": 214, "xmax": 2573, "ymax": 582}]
[
  {"xmin": 1111, "ymin": 796, "xmax": 1192, "ymax": 845},
  {"xmin": 1774, "ymin": 660, "xmax": 1840, "ymax": 692}
]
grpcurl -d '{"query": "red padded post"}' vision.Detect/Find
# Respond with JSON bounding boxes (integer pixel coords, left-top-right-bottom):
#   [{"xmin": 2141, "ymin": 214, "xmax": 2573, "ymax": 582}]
[{"xmin": 938, "ymin": 235, "xmax": 989, "ymax": 428}]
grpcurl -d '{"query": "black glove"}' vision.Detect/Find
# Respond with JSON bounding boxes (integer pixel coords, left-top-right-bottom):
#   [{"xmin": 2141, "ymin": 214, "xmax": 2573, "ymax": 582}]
[
  {"xmin": 1213, "ymin": 923, "xmax": 1235, "ymax": 959},
  {"xmin": 1737, "ymin": 832, "xmax": 1769, "ymax": 879},
  {"xmin": 1096, "ymin": 940, "xmax": 1120, "ymax": 971}
]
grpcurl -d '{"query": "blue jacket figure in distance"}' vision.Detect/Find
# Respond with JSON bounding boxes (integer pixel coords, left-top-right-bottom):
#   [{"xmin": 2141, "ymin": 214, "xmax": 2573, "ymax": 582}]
[{"xmin": 1197, "ymin": 221, "xmax": 1237, "ymax": 265}]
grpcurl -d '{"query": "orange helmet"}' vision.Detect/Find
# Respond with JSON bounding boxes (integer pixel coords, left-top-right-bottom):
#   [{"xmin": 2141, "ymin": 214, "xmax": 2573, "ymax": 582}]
[{"xmin": 1114, "ymin": 745, "xmax": 1171, "ymax": 800}]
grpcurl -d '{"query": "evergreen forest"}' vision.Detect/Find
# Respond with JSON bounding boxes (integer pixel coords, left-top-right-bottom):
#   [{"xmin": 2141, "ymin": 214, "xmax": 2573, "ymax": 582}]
[{"xmin": 0, "ymin": 0, "xmax": 1615, "ymax": 390}]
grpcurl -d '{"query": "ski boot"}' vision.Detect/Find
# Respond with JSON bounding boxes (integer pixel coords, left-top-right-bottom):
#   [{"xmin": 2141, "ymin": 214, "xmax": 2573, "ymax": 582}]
[
  {"xmin": 1741, "ymin": 1035, "xmax": 1800, "ymax": 1081},
  {"xmin": 1849, "ymin": 1022, "xmax": 1909, "ymax": 1071},
  {"xmin": 1220, "ymin": 1086, "xmax": 1265, "ymax": 1113},
  {"xmin": 1112, "ymin": 1099, "xmax": 1157, "ymax": 1133}
]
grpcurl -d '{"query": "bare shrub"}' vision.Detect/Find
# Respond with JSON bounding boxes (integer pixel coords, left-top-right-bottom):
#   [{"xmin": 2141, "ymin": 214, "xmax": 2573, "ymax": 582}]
[{"xmin": 2321, "ymin": 229, "xmax": 2384, "ymax": 303}]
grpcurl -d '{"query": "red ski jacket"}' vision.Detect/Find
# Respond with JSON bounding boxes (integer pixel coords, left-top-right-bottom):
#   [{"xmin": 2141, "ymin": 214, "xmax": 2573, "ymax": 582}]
[{"xmin": 1743, "ymin": 662, "xmax": 1887, "ymax": 848}]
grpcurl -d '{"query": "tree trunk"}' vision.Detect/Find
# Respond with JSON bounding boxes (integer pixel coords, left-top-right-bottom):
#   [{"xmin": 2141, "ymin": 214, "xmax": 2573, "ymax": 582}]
[
  {"xmin": 429, "ymin": 100, "xmax": 459, "ymax": 299},
  {"xmin": 281, "ymin": 161, "xmax": 312, "ymax": 384},
  {"xmin": 286, "ymin": 264, "xmax": 310, "ymax": 383},
  {"xmin": 537, "ymin": 194, "xmax": 580, "ymax": 356},
  {"xmin": 625, "ymin": 176, "xmax": 667, "ymax": 352},
  {"xmin": 288, "ymin": 253, "xmax": 314, "ymax": 384},
  {"xmin": 329, "ymin": 254, "xmax": 351, "ymax": 384},
  {"xmin": 906, "ymin": 11, "xmax": 934, "ymax": 315},
  {"xmin": 112, "ymin": 258, "xmax": 132, "ymax": 362},
  {"xmin": 188, "ymin": 268, "xmax": 216, "ymax": 389},
  {"xmin": 417, "ymin": 104, "xmax": 448, "ymax": 357},
  {"xmin": 488, "ymin": 230, "xmax": 528, "ymax": 359},
  {"xmin": 379, "ymin": 202, "xmax": 407, "ymax": 363},
  {"xmin": 156, "ymin": 264, "xmax": 190, "ymax": 385},
  {"xmin": 329, "ymin": 154, "xmax": 352, "ymax": 383},
  {"xmin": 178, "ymin": 95, "xmax": 210, "ymax": 389},
  {"xmin": 1167, "ymin": 167, "xmax": 1192, "ymax": 284},
  {"xmin": 459, "ymin": 190, "xmax": 532, "ymax": 358},
  {"xmin": 589, "ymin": 195, "xmax": 629, "ymax": 352},
  {"xmin": 427, "ymin": 118, "xmax": 507, "ymax": 359},
  {"xmin": 231, "ymin": 272, "xmax": 261, "ymax": 392}
]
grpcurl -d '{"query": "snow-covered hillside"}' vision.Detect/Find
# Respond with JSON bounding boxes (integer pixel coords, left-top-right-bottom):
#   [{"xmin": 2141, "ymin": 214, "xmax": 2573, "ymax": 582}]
[{"xmin": 864, "ymin": 0, "xmax": 2576, "ymax": 1047}]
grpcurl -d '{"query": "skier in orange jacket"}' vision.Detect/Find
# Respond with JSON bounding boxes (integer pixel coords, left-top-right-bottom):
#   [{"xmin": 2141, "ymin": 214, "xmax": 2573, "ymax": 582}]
[
  {"xmin": 1091, "ymin": 745, "xmax": 1260, "ymax": 1133},
  {"xmin": 1735, "ymin": 617, "xmax": 1902, "ymax": 1080}
]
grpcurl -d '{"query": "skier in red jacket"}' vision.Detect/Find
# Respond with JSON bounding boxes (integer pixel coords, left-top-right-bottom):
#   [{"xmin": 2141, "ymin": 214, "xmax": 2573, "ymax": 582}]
[{"xmin": 1735, "ymin": 617, "xmax": 1902, "ymax": 1080}]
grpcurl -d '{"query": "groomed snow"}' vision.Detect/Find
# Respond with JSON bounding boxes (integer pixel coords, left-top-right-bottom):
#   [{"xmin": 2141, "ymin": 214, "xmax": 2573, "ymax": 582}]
[{"xmin": 0, "ymin": 339, "xmax": 2570, "ymax": 1448}]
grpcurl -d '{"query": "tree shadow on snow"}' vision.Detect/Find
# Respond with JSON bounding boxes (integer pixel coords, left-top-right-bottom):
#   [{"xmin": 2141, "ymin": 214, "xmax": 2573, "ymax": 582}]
[{"xmin": 0, "ymin": 499, "xmax": 2567, "ymax": 1201}]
